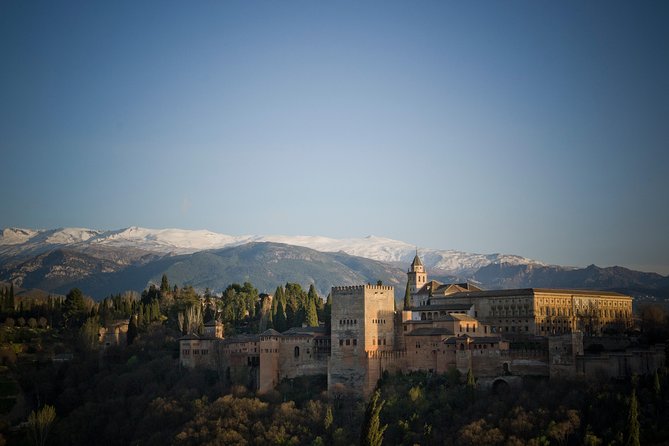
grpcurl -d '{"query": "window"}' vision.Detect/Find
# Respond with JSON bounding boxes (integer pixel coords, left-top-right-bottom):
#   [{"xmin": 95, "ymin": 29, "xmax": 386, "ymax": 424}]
[
  {"xmin": 339, "ymin": 340, "xmax": 343, "ymax": 346},
  {"xmin": 346, "ymin": 339, "xmax": 350, "ymax": 345},
  {"xmin": 294, "ymin": 346, "xmax": 300, "ymax": 358},
  {"xmin": 353, "ymin": 339, "xmax": 357, "ymax": 346}
]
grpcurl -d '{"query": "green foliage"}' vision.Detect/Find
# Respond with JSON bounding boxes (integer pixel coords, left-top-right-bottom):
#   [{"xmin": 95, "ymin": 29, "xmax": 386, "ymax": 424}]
[
  {"xmin": 305, "ymin": 299, "xmax": 319, "ymax": 327},
  {"xmin": 127, "ymin": 315, "xmax": 138, "ymax": 345},
  {"xmin": 27, "ymin": 404, "xmax": 56, "ymax": 446},
  {"xmin": 361, "ymin": 390, "xmax": 387, "ymax": 446},
  {"xmin": 79, "ymin": 317, "xmax": 100, "ymax": 352},
  {"xmin": 160, "ymin": 274, "xmax": 170, "ymax": 293},
  {"xmin": 626, "ymin": 389, "xmax": 640, "ymax": 446},
  {"xmin": 274, "ymin": 301, "xmax": 287, "ymax": 333},
  {"xmin": 63, "ymin": 288, "xmax": 87, "ymax": 328}
]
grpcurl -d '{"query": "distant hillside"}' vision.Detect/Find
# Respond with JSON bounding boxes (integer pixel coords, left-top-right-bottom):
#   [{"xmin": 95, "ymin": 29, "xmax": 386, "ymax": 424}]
[
  {"xmin": 473, "ymin": 263, "xmax": 669, "ymax": 299},
  {"xmin": 0, "ymin": 242, "xmax": 407, "ymax": 300},
  {"xmin": 1, "ymin": 226, "xmax": 545, "ymax": 276}
]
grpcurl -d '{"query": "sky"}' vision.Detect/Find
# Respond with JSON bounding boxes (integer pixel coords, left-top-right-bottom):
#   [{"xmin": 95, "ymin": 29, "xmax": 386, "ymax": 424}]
[{"xmin": 1, "ymin": 1, "xmax": 668, "ymax": 274}]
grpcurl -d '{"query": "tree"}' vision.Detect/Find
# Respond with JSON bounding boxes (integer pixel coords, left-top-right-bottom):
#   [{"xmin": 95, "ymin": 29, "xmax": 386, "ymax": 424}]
[
  {"xmin": 324, "ymin": 405, "xmax": 334, "ymax": 433},
  {"xmin": 79, "ymin": 317, "xmax": 100, "ymax": 352},
  {"xmin": 625, "ymin": 389, "xmax": 640, "ymax": 446},
  {"xmin": 160, "ymin": 274, "xmax": 170, "ymax": 293},
  {"xmin": 360, "ymin": 390, "xmax": 387, "ymax": 446},
  {"xmin": 27, "ymin": 404, "xmax": 56, "ymax": 446},
  {"xmin": 404, "ymin": 281, "xmax": 411, "ymax": 310},
  {"xmin": 8, "ymin": 284, "xmax": 15, "ymax": 313},
  {"xmin": 308, "ymin": 284, "xmax": 320, "ymax": 308},
  {"xmin": 324, "ymin": 293, "xmax": 332, "ymax": 329},
  {"xmin": 127, "ymin": 315, "xmax": 138, "ymax": 346},
  {"xmin": 305, "ymin": 298, "xmax": 319, "ymax": 327},
  {"xmin": 63, "ymin": 288, "xmax": 87, "ymax": 328},
  {"xmin": 275, "ymin": 301, "xmax": 287, "ymax": 333}
]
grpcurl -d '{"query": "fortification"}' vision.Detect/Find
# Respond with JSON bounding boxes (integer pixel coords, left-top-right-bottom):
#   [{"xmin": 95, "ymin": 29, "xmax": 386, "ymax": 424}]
[{"xmin": 329, "ymin": 285, "xmax": 396, "ymax": 397}]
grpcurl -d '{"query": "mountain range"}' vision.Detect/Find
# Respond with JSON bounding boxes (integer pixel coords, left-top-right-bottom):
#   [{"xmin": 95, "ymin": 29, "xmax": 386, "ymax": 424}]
[{"xmin": 1, "ymin": 227, "xmax": 667, "ymax": 301}]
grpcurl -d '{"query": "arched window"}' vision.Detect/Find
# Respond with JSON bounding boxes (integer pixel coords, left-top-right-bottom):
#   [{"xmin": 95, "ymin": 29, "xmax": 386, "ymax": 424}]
[{"xmin": 294, "ymin": 346, "xmax": 300, "ymax": 358}]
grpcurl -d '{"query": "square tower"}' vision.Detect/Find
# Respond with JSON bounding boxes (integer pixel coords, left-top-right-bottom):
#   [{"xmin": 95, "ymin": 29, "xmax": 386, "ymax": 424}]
[{"xmin": 329, "ymin": 284, "xmax": 395, "ymax": 396}]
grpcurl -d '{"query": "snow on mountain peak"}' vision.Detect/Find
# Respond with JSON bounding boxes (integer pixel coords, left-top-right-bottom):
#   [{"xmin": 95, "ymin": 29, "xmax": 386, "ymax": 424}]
[{"xmin": 0, "ymin": 226, "xmax": 546, "ymax": 275}]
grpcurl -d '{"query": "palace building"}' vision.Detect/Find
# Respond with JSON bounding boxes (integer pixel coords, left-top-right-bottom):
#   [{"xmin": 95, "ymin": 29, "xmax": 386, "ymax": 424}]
[{"xmin": 180, "ymin": 255, "xmax": 658, "ymax": 398}]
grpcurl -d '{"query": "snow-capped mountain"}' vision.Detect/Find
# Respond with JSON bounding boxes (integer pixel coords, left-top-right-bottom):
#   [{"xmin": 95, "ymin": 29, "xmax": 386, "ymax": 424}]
[{"xmin": 0, "ymin": 226, "xmax": 544, "ymax": 275}]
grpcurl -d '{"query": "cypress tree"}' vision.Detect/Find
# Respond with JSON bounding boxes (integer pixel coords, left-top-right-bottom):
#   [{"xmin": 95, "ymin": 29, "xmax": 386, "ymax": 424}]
[
  {"xmin": 275, "ymin": 301, "xmax": 287, "ymax": 332},
  {"xmin": 626, "ymin": 388, "xmax": 640, "ymax": 446},
  {"xmin": 137, "ymin": 306, "xmax": 144, "ymax": 327},
  {"xmin": 324, "ymin": 293, "xmax": 332, "ymax": 329},
  {"xmin": 127, "ymin": 315, "xmax": 138, "ymax": 345},
  {"xmin": 403, "ymin": 281, "xmax": 412, "ymax": 310},
  {"xmin": 305, "ymin": 298, "xmax": 319, "ymax": 327},
  {"xmin": 160, "ymin": 274, "xmax": 170, "ymax": 294},
  {"xmin": 308, "ymin": 284, "xmax": 320, "ymax": 308},
  {"xmin": 360, "ymin": 389, "xmax": 387, "ymax": 446},
  {"xmin": 9, "ymin": 284, "xmax": 15, "ymax": 313}
]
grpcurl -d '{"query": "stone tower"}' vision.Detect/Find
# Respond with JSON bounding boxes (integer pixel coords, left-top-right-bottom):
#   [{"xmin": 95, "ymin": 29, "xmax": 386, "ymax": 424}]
[
  {"xmin": 328, "ymin": 284, "xmax": 395, "ymax": 397},
  {"xmin": 407, "ymin": 252, "xmax": 427, "ymax": 294}
]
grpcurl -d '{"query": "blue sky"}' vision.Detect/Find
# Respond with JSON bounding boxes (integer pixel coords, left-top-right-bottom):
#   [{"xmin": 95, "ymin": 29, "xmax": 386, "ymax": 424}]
[{"xmin": 1, "ymin": 1, "xmax": 668, "ymax": 274}]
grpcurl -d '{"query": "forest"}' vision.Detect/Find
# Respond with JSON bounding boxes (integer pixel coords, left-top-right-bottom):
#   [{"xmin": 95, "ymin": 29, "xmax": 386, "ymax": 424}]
[{"xmin": 0, "ymin": 279, "xmax": 667, "ymax": 445}]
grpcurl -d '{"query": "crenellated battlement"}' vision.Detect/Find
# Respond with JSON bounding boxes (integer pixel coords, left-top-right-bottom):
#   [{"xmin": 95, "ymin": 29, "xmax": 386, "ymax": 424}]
[{"xmin": 331, "ymin": 284, "xmax": 394, "ymax": 292}]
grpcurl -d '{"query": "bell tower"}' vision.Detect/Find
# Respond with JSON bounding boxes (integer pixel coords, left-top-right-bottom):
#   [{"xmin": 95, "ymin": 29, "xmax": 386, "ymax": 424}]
[{"xmin": 407, "ymin": 251, "xmax": 427, "ymax": 294}]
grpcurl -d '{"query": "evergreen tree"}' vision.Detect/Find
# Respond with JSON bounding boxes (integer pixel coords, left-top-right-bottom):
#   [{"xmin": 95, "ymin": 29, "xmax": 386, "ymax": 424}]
[
  {"xmin": 273, "ymin": 286, "xmax": 284, "ymax": 316},
  {"xmin": 305, "ymin": 298, "xmax": 319, "ymax": 327},
  {"xmin": 626, "ymin": 389, "xmax": 640, "ymax": 446},
  {"xmin": 27, "ymin": 404, "xmax": 56, "ymax": 446},
  {"xmin": 466, "ymin": 368, "xmax": 476, "ymax": 389},
  {"xmin": 160, "ymin": 274, "xmax": 170, "ymax": 293},
  {"xmin": 275, "ymin": 301, "xmax": 287, "ymax": 332},
  {"xmin": 127, "ymin": 315, "xmax": 138, "ymax": 345},
  {"xmin": 324, "ymin": 405, "xmax": 334, "ymax": 441},
  {"xmin": 324, "ymin": 293, "xmax": 332, "ymax": 329},
  {"xmin": 308, "ymin": 284, "xmax": 320, "ymax": 308},
  {"xmin": 137, "ymin": 306, "xmax": 144, "ymax": 327},
  {"xmin": 9, "ymin": 283, "xmax": 15, "ymax": 313},
  {"xmin": 404, "ymin": 281, "xmax": 412, "ymax": 310},
  {"xmin": 63, "ymin": 288, "xmax": 87, "ymax": 328},
  {"xmin": 360, "ymin": 389, "xmax": 387, "ymax": 446}
]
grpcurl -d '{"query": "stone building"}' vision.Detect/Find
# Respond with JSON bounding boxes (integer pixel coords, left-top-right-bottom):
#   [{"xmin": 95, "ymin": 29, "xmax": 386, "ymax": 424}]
[
  {"xmin": 409, "ymin": 253, "xmax": 634, "ymax": 336},
  {"xmin": 179, "ymin": 255, "xmax": 658, "ymax": 399}
]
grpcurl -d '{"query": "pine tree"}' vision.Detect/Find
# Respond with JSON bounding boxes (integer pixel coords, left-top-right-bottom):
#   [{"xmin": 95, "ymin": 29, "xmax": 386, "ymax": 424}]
[
  {"xmin": 305, "ymin": 298, "xmax": 319, "ymax": 327},
  {"xmin": 360, "ymin": 389, "xmax": 387, "ymax": 446},
  {"xmin": 63, "ymin": 288, "xmax": 87, "ymax": 328},
  {"xmin": 404, "ymin": 281, "xmax": 412, "ymax": 310},
  {"xmin": 626, "ymin": 388, "xmax": 640, "ymax": 446}
]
